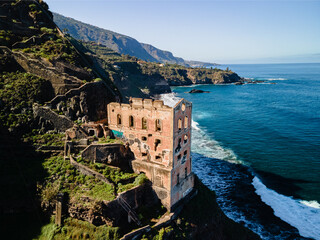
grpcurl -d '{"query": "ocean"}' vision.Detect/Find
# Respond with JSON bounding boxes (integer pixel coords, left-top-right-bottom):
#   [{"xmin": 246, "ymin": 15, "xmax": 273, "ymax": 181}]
[{"xmin": 161, "ymin": 63, "xmax": 320, "ymax": 240}]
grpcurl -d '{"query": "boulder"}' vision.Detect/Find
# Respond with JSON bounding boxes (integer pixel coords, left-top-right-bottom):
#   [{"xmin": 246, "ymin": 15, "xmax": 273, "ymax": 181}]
[{"xmin": 187, "ymin": 89, "xmax": 210, "ymax": 93}]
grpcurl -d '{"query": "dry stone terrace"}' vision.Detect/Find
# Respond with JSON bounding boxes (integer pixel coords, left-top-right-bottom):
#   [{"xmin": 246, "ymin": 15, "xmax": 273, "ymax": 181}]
[{"xmin": 107, "ymin": 98, "xmax": 195, "ymax": 211}]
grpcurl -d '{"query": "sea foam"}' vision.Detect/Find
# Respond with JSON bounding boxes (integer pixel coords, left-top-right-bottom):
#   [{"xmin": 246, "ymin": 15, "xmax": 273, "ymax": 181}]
[
  {"xmin": 161, "ymin": 92, "xmax": 320, "ymax": 240},
  {"xmin": 252, "ymin": 176, "xmax": 320, "ymax": 240}
]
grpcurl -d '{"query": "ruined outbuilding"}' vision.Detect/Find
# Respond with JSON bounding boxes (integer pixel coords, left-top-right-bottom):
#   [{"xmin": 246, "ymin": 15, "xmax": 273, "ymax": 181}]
[{"xmin": 107, "ymin": 98, "xmax": 195, "ymax": 210}]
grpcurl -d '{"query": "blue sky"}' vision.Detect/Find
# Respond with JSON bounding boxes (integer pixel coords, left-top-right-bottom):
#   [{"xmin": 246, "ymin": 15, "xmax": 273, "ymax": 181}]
[{"xmin": 46, "ymin": 0, "xmax": 320, "ymax": 64}]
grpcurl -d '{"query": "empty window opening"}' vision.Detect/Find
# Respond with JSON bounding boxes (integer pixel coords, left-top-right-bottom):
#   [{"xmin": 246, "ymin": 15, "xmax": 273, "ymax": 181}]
[
  {"xmin": 185, "ymin": 167, "xmax": 188, "ymax": 178},
  {"xmin": 177, "ymin": 174, "xmax": 180, "ymax": 184},
  {"xmin": 142, "ymin": 117, "xmax": 147, "ymax": 129},
  {"xmin": 117, "ymin": 114, "xmax": 122, "ymax": 126},
  {"xmin": 175, "ymin": 138, "xmax": 182, "ymax": 153},
  {"xmin": 177, "ymin": 154, "xmax": 181, "ymax": 161},
  {"xmin": 182, "ymin": 150, "xmax": 187, "ymax": 163},
  {"xmin": 154, "ymin": 139, "xmax": 161, "ymax": 151},
  {"xmin": 155, "ymin": 119, "xmax": 162, "ymax": 131},
  {"xmin": 88, "ymin": 129, "xmax": 95, "ymax": 136},
  {"xmin": 142, "ymin": 136, "xmax": 147, "ymax": 141},
  {"xmin": 155, "ymin": 155, "xmax": 162, "ymax": 162},
  {"xmin": 129, "ymin": 115, "xmax": 134, "ymax": 127},
  {"xmin": 184, "ymin": 116, "xmax": 188, "ymax": 129},
  {"xmin": 178, "ymin": 118, "xmax": 182, "ymax": 131},
  {"xmin": 112, "ymin": 109, "xmax": 114, "ymax": 112},
  {"xmin": 142, "ymin": 152, "xmax": 148, "ymax": 157},
  {"xmin": 184, "ymin": 134, "xmax": 188, "ymax": 144},
  {"xmin": 181, "ymin": 103, "xmax": 186, "ymax": 111}
]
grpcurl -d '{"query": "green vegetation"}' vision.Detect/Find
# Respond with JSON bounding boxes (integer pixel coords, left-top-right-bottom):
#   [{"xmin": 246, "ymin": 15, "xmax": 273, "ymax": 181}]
[
  {"xmin": 21, "ymin": 37, "xmax": 79, "ymax": 64},
  {"xmin": 140, "ymin": 61, "xmax": 234, "ymax": 85},
  {"xmin": 36, "ymin": 217, "xmax": 119, "ymax": 240},
  {"xmin": 117, "ymin": 174, "xmax": 148, "ymax": 194},
  {"xmin": 98, "ymin": 136, "xmax": 122, "ymax": 144},
  {"xmin": 23, "ymin": 131, "xmax": 65, "ymax": 146},
  {"xmin": 75, "ymin": 156, "xmax": 148, "ymax": 195},
  {"xmin": 136, "ymin": 202, "xmax": 167, "ymax": 227},
  {"xmin": 41, "ymin": 155, "xmax": 116, "ymax": 208},
  {"xmin": 76, "ymin": 157, "xmax": 138, "ymax": 183},
  {"xmin": 0, "ymin": 30, "xmax": 15, "ymax": 46},
  {"xmin": 0, "ymin": 72, "xmax": 53, "ymax": 130},
  {"xmin": 75, "ymin": 41, "xmax": 239, "ymax": 99}
]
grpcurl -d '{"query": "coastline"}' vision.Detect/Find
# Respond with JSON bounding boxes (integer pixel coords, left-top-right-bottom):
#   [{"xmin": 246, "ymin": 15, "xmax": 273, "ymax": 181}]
[{"xmin": 161, "ymin": 89, "xmax": 320, "ymax": 240}]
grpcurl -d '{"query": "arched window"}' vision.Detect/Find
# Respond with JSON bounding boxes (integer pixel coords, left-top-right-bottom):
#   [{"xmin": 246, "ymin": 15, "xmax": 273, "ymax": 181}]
[
  {"xmin": 155, "ymin": 119, "xmax": 161, "ymax": 131},
  {"xmin": 181, "ymin": 103, "xmax": 186, "ymax": 111},
  {"xmin": 117, "ymin": 114, "xmax": 122, "ymax": 126},
  {"xmin": 142, "ymin": 117, "xmax": 147, "ymax": 130},
  {"xmin": 184, "ymin": 134, "xmax": 188, "ymax": 144},
  {"xmin": 178, "ymin": 118, "xmax": 182, "ymax": 130},
  {"xmin": 129, "ymin": 115, "xmax": 134, "ymax": 127},
  {"xmin": 184, "ymin": 116, "xmax": 188, "ymax": 129}
]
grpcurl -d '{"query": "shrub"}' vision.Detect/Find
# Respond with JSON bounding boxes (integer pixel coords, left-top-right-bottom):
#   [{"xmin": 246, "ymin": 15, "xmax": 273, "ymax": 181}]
[{"xmin": 134, "ymin": 173, "xmax": 148, "ymax": 185}]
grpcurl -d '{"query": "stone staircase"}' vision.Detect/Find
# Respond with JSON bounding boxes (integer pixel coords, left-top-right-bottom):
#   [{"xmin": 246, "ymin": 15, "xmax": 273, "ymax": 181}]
[{"xmin": 117, "ymin": 195, "xmax": 142, "ymax": 226}]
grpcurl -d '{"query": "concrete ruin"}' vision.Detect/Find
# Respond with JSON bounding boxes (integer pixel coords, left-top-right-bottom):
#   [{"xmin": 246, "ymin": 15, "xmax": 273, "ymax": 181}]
[{"xmin": 107, "ymin": 98, "xmax": 195, "ymax": 211}]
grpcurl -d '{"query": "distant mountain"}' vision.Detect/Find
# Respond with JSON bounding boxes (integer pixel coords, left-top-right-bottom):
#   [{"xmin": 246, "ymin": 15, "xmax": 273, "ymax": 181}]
[{"xmin": 53, "ymin": 13, "xmax": 217, "ymax": 67}]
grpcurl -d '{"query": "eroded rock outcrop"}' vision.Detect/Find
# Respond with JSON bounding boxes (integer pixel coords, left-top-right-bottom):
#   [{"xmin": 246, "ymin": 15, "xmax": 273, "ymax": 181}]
[{"xmin": 49, "ymin": 81, "xmax": 116, "ymax": 122}]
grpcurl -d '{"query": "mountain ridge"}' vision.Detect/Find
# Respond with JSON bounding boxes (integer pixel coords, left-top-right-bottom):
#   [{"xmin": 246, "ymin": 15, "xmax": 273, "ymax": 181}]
[{"xmin": 53, "ymin": 12, "xmax": 218, "ymax": 67}]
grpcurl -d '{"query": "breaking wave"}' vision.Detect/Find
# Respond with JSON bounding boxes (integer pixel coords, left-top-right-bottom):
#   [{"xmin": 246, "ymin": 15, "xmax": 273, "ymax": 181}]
[
  {"xmin": 253, "ymin": 177, "xmax": 320, "ymax": 240},
  {"xmin": 191, "ymin": 120, "xmax": 242, "ymax": 165},
  {"xmin": 258, "ymin": 77, "xmax": 288, "ymax": 81},
  {"xmin": 161, "ymin": 92, "xmax": 319, "ymax": 239}
]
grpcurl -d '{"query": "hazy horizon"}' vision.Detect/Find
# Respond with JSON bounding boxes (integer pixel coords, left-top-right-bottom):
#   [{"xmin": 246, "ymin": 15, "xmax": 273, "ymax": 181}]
[{"xmin": 46, "ymin": 0, "xmax": 320, "ymax": 64}]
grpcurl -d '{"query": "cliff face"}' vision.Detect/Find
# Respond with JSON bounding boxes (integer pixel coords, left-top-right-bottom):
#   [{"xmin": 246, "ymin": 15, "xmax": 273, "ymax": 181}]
[
  {"xmin": 77, "ymin": 41, "xmax": 172, "ymax": 101},
  {"xmin": 52, "ymin": 13, "xmax": 217, "ymax": 67},
  {"xmin": 1, "ymin": 2, "xmax": 257, "ymax": 240},
  {"xmin": 140, "ymin": 61, "xmax": 242, "ymax": 86}
]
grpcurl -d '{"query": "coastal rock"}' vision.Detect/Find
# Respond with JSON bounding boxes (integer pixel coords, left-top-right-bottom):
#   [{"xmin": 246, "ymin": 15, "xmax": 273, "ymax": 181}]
[{"xmin": 187, "ymin": 89, "xmax": 210, "ymax": 93}]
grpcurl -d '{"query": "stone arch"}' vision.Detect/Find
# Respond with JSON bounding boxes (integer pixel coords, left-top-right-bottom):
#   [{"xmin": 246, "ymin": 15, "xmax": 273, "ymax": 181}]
[
  {"xmin": 178, "ymin": 118, "xmax": 182, "ymax": 130},
  {"xmin": 129, "ymin": 115, "xmax": 134, "ymax": 128},
  {"xmin": 117, "ymin": 114, "xmax": 122, "ymax": 126},
  {"xmin": 142, "ymin": 117, "xmax": 147, "ymax": 129},
  {"xmin": 184, "ymin": 116, "xmax": 188, "ymax": 129}
]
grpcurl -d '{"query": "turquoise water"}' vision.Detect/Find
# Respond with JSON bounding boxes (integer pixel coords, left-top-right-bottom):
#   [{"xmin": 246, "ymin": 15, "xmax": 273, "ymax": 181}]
[{"xmin": 165, "ymin": 63, "xmax": 320, "ymax": 239}]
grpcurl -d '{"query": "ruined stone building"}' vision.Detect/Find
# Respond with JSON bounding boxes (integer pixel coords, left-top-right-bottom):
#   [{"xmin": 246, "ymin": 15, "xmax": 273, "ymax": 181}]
[{"xmin": 107, "ymin": 98, "xmax": 195, "ymax": 210}]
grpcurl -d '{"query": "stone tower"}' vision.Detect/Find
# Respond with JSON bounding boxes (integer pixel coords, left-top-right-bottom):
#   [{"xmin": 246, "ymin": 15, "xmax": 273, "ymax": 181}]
[{"xmin": 107, "ymin": 98, "xmax": 194, "ymax": 211}]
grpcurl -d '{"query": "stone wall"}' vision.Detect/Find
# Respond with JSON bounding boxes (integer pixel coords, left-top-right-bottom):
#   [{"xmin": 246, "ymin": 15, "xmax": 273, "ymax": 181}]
[
  {"xmin": 33, "ymin": 104, "xmax": 74, "ymax": 132},
  {"xmin": 69, "ymin": 157, "xmax": 112, "ymax": 185},
  {"xmin": 103, "ymin": 183, "xmax": 159, "ymax": 226},
  {"xmin": 170, "ymin": 98, "xmax": 194, "ymax": 207},
  {"xmin": 107, "ymin": 98, "xmax": 173, "ymax": 167},
  {"xmin": 68, "ymin": 183, "xmax": 159, "ymax": 227},
  {"xmin": 81, "ymin": 143, "xmax": 134, "ymax": 170},
  {"xmin": 11, "ymin": 50, "xmax": 84, "ymax": 95}
]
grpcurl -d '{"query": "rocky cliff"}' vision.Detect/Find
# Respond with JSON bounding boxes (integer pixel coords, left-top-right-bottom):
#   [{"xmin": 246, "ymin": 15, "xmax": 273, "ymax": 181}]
[
  {"xmin": 53, "ymin": 13, "xmax": 217, "ymax": 67},
  {"xmin": 0, "ymin": 1, "xmax": 257, "ymax": 240}
]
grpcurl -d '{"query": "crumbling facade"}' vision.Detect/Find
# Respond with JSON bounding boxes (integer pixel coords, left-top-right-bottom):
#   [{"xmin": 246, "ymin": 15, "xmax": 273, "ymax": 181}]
[{"xmin": 107, "ymin": 98, "xmax": 194, "ymax": 210}]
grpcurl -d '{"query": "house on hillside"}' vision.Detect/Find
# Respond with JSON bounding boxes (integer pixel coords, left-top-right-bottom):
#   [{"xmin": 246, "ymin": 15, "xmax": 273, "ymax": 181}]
[{"xmin": 107, "ymin": 98, "xmax": 195, "ymax": 211}]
